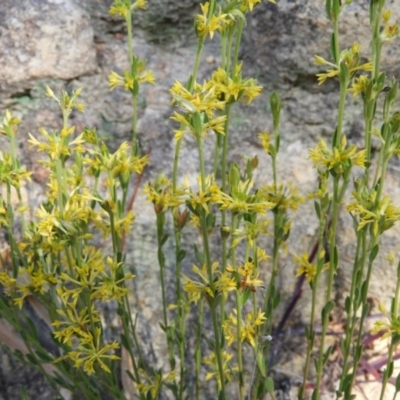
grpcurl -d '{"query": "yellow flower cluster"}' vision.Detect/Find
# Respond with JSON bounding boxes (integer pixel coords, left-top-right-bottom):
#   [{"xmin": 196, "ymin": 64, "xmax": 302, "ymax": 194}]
[
  {"xmin": 309, "ymin": 135, "xmax": 366, "ymax": 174},
  {"xmin": 347, "ymin": 190, "xmax": 400, "ymax": 235},
  {"xmin": 108, "ymin": 68, "xmax": 155, "ymax": 92},
  {"xmin": 55, "ymin": 326, "xmax": 120, "ymax": 375},
  {"xmin": 0, "ymin": 150, "xmax": 32, "ymax": 188},
  {"xmin": 380, "ymin": 10, "xmax": 400, "ymax": 43},
  {"xmin": 195, "ymin": 2, "xmax": 229, "ymax": 39},
  {"xmin": 314, "ymin": 43, "xmax": 372, "ymax": 85},
  {"xmin": 371, "ymin": 302, "xmax": 400, "ymax": 340},
  {"xmin": 109, "ymin": 0, "xmax": 147, "ymax": 18},
  {"xmin": 183, "ymin": 261, "xmax": 236, "ymax": 304},
  {"xmin": 0, "ymin": 109, "xmax": 21, "ymax": 136},
  {"xmin": 170, "ymin": 80, "xmax": 227, "ymax": 140},
  {"xmin": 227, "ymin": 261, "xmax": 264, "ymax": 292},
  {"xmin": 137, "ymin": 368, "xmax": 177, "ymax": 397},
  {"xmin": 143, "ymin": 174, "xmax": 184, "ymax": 213},
  {"xmin": 204, "ymin": 350, "xmax": 237, "ymax": 390},
  {"xmin": 238, "ymin": 0, "xmax": 276, "ymax": 13},
  {"xmin": 293, "ymin": 252, "xmax": 327, "ymax": 284},
  {"xmin": 170, "ymin": 64, "xmax": 261, "ymax": 140},
  {"xmin": 211, "ymin": 178, "xmax": 274, "ymax": 215},
  {"xmin": 223, "ymin": 308, "xmax": 266, "ymax": 347},
  {"xmin": 207, "ymin": 64, "xmax": 263, "ymax": 104},
  {"xmin": 259, "ymin": 183, "xmax": 304, "ymax": 212}
]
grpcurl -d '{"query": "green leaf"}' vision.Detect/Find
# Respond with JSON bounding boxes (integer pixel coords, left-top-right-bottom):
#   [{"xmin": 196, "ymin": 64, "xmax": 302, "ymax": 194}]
[
  {"xmin": 265, "ymin": 377, "xmax": 274, "ymax": 394},
  {"xmin": 387, "ymin": 361, "xmax": 394, "ymax": 378},
  {"xmin": 332, "ymin": 0, "xmax": 340, "ymax": 19},
  {"xmin": 120, "ymin": 333, "xmax": 130, "ymax": 350},
  {"xmin": 256, "ymin": 352, "xmax": 266, "ymax": 378},
  {"xmin": 192, "ymin": 111, "xmax": 203, "ymax": 137},
  {"xmin": 177, "ymin": 249, "xmax": 186, "ymax": 263},
  {"xmin": 228, "ymin": 163, "xmax": 240, "ymax": 188},
  {"xmin": 369, "ymin": 244, "xmax": 379, "ymax": 263},
  {"xmin": 344, "ymin": 296, "xmax": 351, "ymax": 313},
  {"xmin": 321, "ymin": 300, "xmax": 335, "ymax": 321},
  {"xmin": 314, "ymin": 201, "xmax": 321, "ymax": 220},
  {"xmin": 242, "ymin": 288, "xmax": 251, "ymax": 305},
  {"xmin": 270, "ymin": 92, "xmax": 281, "ymax": 130},
  {"xmin": 20, "ymin": 388, "xmax": 29, "ymax": 400},
  {"xmin": 276, "ymin": 133, "xmax": 280, "ymax": 153},
  {"xmin": 26, "ymin": 353, "xmax": 38, "ymax": 366},
  {"xmin": 229, "ymin": 9, "xmax": 246, "ymax": 22},
  {"xmin": 333, "ymin": 245, "xmax": 338, "ymax": 269},
  {"xmin": 206, "ymin": 213, "xmax": 216, "ymax": 230},
  {"xmin": 273, "ymin": 292, "xmax": 281, "ymax": 309},
  {"xmin": 330, "ymin": 33, "xmax": 337, "ymax": 63},
  {"xmin": 160, "ymin": 233, "xmax": 169, "ymax": 247},
  {"xmin": 322, "ymin": 345, "xmax": 333, "ymax": 366},
  {"xmin": 395, "ymin": 372, "xmax": 400, "ymax": 392},
  {"xmin": 132, "ymin": 80, "xmax": 139, "ymax": 96},
  {"xmin": 325, "ymin": 0, "xmax": 332, "ymax": 20}
]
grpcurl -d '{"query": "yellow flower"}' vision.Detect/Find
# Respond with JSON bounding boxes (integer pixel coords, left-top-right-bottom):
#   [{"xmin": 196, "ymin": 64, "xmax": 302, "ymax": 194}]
[
  {"xmin": 36, "ymin": 205, "xmax": 62, "ymax": 239},
  {"xmin": 137, "ymin": 368, "xmax": 176, "ymax": 398},
  {"xmin": 207, "ymin": 64, "xmax": 263, "ymax": 104},
  {"xmin": 109, "ymin": 0, "xmax": 130, "ymax": 18},
  {"xmin": 182, "ymin": 262, "xmax": 219, "ymax": 304},
  {"xmin": 211, "ymin": 178, "xmax": 274, "ymax": 215},
  {"xmin": 144, "ymin": 175, "xmax": 184, "ymax": 213},
  {"xmin": 0, "ymin": 110, "xmax": 20, "ymax": 136},
  {"xmin": 258, "ymin": 131, "xmax": 271, "ymax": 154},
  {"xmin": 315, "ymin": 43, "xmax": 373, "ymax": 85},
  {"xmin": 380, "ymin": 10, "xmax": 400, "ymax": 43},
  {"xmin": 238, "ymin": 0, "xmax": 276, "ymax": 13},
  {"xmin": 309, "ymin": 136, "xmax": 366, "ymax": 173},
  {"xmin": 232, "ymin": 219, "xmax": 270, "ymax": 248},
  {"xmin": 181, "ymin": 174, "xmax": 219, "ymax": 214},
  {"xmin": 195, "ymin": 2, "xmax": 228, "ymax": 39},
  {"xmin": 371, "ymin": 302, "xmax": 400, "ymax": 340},
  {"xmin": 204, "ymin": 351, "xmax": 236, "ymax": 390},
  {"xmin": 133, "ymin": 0, "xmax": 147, "ymax": 10},
  {"xmin": 109, "ymin": 68, "xmax": 155, "ymax": 92},
  {"xmin": 259, "ymin": 183, "xmax": 304, "ymax": 212},
  {"xmin": 108, "ymin": 71, "xmax": 125, "ymax": 90},
  {"xmin": 53, "ymin": 303, "xmax": 101, "ymax": 346},
  {"xmin": 223, "ymin": 309, "xmax": 266, "ymax": 348},
  {"xmin": 348, "ymin": 75, "xmax": 370, "ymax": 98},
  {"xmin": 294, "ymin": 253, "xmax": 318, "ymax": 283},
  {"xmin": 65, "ymin": 329, "xmax": 120, "ymax": 375},
  {"xmin": 347, "ymin": 191, "xmax": 400, "ymax": 235}
]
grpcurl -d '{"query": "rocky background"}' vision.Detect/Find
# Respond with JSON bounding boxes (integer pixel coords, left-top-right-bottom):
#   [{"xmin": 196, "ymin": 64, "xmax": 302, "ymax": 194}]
[{"xmin": 1, "ymin": 0, "xmax": 400, "ymax": 398}]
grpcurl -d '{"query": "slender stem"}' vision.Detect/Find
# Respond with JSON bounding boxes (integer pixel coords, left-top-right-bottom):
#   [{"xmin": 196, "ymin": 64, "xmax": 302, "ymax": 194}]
[
  {"xmin": 336, "ymin": 231, "xmax": 364, "ymax": 398},
  {"xmin": 156, "ymin": 212, "xmax": 175, "ymax": 369},
  {"xmin": 195, "ymin": 298, "xmax": 204, "ymax": 400},
  {"xmin": 315, "ymin": 175, "xmax": 349, "ymax": 397},
  {"xmin": 379, "ymin": 261, "xmax": 400, "ymax": 400},
  {"xmin": 299, "ymin": 219, "xmax": 327, "ymax": 399},
  {"xmin": 198, "ymin": 136, "xmax": 226, "ymax": 399},
  {"xmin": 231, "ymin": 213, "xmax": 244, "ymax": 400},
  {"xmin": 172, "ymin": 38, "xmax": 205, "ymax": 192}
]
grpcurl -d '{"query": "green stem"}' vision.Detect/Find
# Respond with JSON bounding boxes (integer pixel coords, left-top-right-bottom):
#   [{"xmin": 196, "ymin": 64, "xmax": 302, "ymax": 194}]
[
  {"xmin": 315, "ymin": 175, "xmax": 348, "ymax": 398},
  {"xmin": 156, "ymin": 212, "xmax": 175, "ymax": 369},
  {"xmin": 336, "ymin": 230, "xmax": 364, "ymax": 398},
  {"xmin": 379, "ymin": 261, "xmax": 400, "ymax": 400},
  {"xmin": 198, "ymin": 136, "xmax": 226, "ymax": 399},
  {"xmin": 231, "ymin": 213, "xmax": 244, "ymax": 400},
  {"xmin": 195, "ymin": 298, "xmax": 204, "ymax": 400}
]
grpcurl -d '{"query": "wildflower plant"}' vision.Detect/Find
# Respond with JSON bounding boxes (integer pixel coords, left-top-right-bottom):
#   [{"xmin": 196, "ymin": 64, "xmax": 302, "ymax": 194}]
[{"xmin": 1, "ymin": 0, "xmax": 400, "ymax": 399}]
